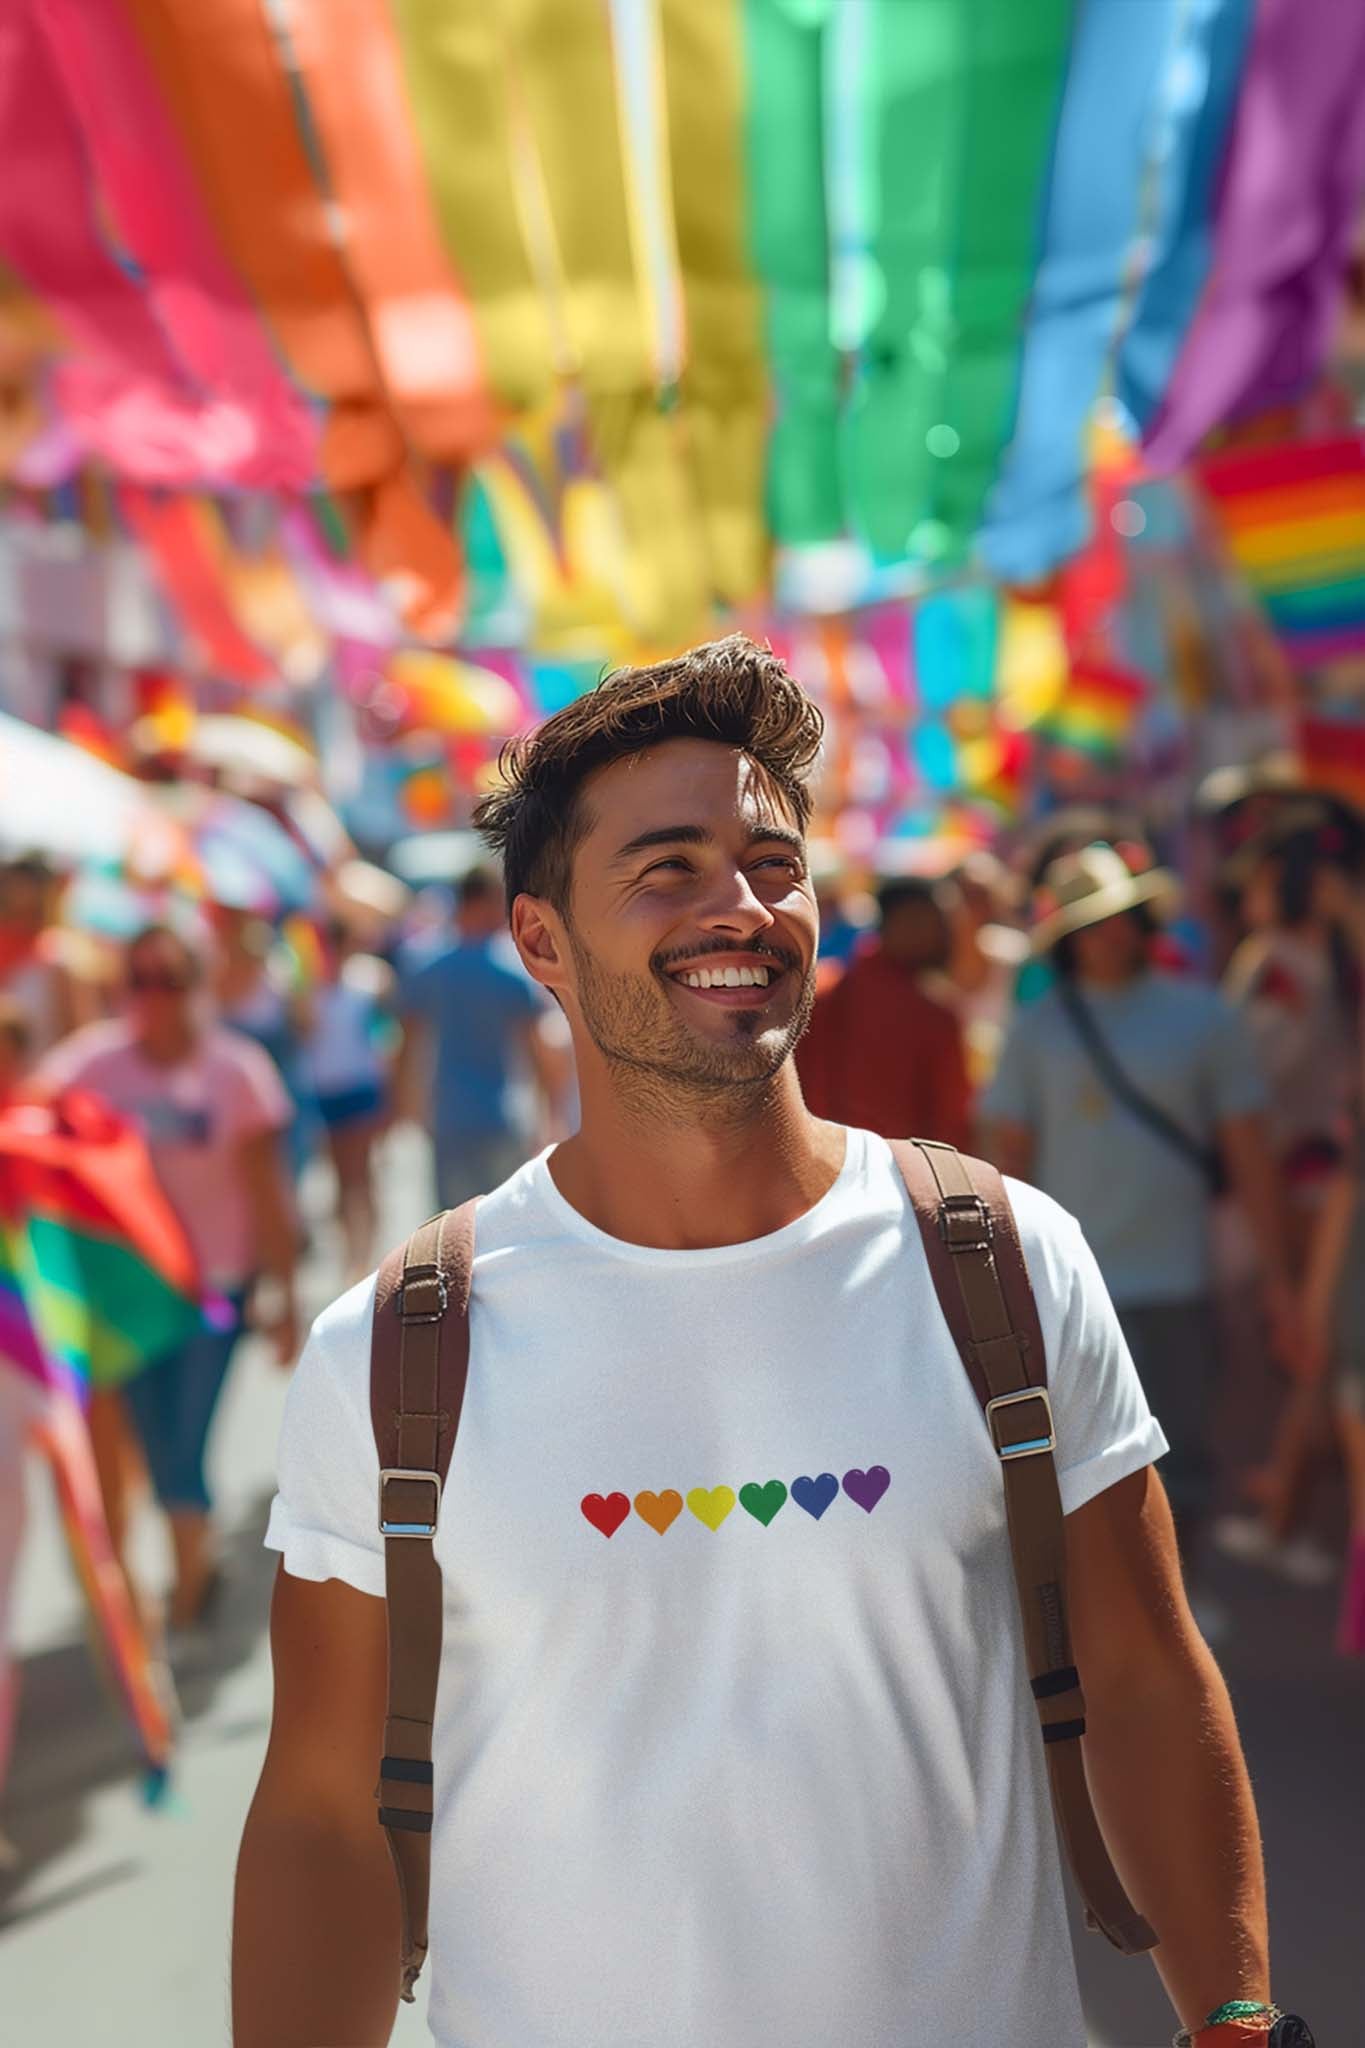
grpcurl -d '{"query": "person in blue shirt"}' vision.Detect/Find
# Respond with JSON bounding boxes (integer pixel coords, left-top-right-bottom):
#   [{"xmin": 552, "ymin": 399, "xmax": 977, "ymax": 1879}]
[
  {"xmin": 394, "ymin": 865, "xmax": 564, "ymax": 1208},
  {"xmin": 982, "ymin": 843, "xmax": 1298, "ymax": 1577}
]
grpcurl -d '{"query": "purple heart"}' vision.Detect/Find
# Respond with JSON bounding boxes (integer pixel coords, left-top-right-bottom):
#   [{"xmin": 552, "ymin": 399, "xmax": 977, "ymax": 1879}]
[
  {"xmin": 791, "ymin": 1472, "xmax": 839, "ymax": 1520},
  {"xmin": 842, "ymin": 1466, "xmax": 891, "ymax": 1514}
]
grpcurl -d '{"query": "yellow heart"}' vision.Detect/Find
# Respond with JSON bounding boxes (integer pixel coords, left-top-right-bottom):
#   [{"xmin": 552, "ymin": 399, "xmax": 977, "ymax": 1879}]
[{"xmin": 686, "ymin": 1485, "xmax": 737, "ymax": 1532}]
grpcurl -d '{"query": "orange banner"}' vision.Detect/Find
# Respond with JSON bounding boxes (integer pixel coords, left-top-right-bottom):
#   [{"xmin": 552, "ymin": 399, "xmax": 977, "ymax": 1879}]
[{"xmin": 121, "ymin": 0, "xmax": 461, "ymax": 631}]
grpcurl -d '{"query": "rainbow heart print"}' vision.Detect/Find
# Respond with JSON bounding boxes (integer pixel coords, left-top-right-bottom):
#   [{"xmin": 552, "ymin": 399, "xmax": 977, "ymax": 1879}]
[{"xmin": 580, "ymin": 1468, "xmax": 890, "ymax": 1538}]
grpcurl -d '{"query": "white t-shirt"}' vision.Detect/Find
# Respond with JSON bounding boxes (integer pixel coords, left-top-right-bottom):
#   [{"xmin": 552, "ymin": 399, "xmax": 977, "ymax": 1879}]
[{"xmin": 265, "ymin": 1127, "xmax": 1167, "ymax": 2048}]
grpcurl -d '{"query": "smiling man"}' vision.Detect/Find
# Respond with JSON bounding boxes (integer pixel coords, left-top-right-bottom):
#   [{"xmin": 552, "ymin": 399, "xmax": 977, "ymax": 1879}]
[{"xmin": 234, "ymin": 638, "xmax": 1283, "ymax": 2048}]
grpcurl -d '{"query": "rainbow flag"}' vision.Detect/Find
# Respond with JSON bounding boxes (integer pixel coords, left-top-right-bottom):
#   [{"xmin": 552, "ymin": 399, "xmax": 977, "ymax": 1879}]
[
  {"xmin": 0, "ymin": 1089, "xmax": 201, "ymax": 1403},
  {"xmin": 1198, "ymin": 436, "xmax": 1365, "ymax": 671},
  {"xmin": 1037, "ymin": 657, "xmax": 1147, "ymax": 761},
  {"xmin": 32, "ymin": 1390, "xmax": 177, "ymax": 1785}
]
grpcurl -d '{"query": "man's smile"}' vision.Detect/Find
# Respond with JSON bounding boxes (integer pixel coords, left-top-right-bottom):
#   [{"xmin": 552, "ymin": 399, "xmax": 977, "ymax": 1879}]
[{"xmin": 662, "ymin": 949, "xmax": 794, "ymax": 1009}]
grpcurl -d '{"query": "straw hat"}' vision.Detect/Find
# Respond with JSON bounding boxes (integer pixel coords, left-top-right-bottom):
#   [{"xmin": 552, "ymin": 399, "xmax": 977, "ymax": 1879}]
[{"xmin": 1030, "ymin": 843, "xmax": 1179, "ymax": 956}]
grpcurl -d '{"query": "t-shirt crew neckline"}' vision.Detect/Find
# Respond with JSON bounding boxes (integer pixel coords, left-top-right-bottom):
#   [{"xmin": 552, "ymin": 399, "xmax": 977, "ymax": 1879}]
[{"xmin": 531, "ymin": 1123, "xmax": 859, "ymax": 1268}]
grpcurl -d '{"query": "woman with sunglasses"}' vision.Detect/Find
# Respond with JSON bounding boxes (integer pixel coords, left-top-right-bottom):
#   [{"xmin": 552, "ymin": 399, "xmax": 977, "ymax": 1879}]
[{"xmin": 38, "ymin": 923, "xmax": 299, "ymax": 1632}]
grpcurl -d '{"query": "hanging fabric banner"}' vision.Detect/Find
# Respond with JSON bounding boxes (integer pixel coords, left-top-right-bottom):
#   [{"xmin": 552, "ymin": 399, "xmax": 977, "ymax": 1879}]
[
  {"xmin": 979, "ymin": 0, "xmax": 1182, "ymax": 582},
  {"xmin": 284, "ymin": 0, "xmax": 494, "ymax": 463},
  {"xmin": 0, "ymin": 8, "xmax": 235, "ymax": 484},
  {"xmin": 121, "ymin": 0, "xmax": 462, "ymax": 631},
  {"xmin": 35, "ymin": 0, "xmax": 317, "ymax": 490},
  {"xmin": 1139, "ymin": 0, "xmax": 1365, "ymax": 470},
  {"xmin": 656, "ymin": 0, "xmax": 768, "ymax": 603},
  {"xmin": 119, "ymin": 489, "xmax": 274, "ymax": 684},
  {"xmin": 1114, "ymin": 0, "xmax": 1256, "ymax": 440},
  {"xmin": 839, "ymin": 0, "xmax": 1075, "ymax": 567},
  {"xmin": 742, "ymin": 0, "xmax": 841, "ymax": 546},
  {"xmin": 388, "ymin": 0, "xmax": 555, "ymax": 409}
]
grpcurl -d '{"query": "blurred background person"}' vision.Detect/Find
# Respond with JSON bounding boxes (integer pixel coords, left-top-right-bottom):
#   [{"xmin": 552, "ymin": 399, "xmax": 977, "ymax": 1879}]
[
  {"xmin": 939, "ymin": 851, "xmax": 1027, "ymax": 1087},
  {"xmin": 37, "ymin": 924, "xmax": 298, "ymax": 1633},
  {"xmin": 392, "ymin": 864, "xmax": 563, "ymax": 1207},
  {"xmin": 211, "ymin": 904, "xmax": 317, "ymax": 1189},
  {"xmin": 0, "ymin": 854, "xmax": 104, "ymax": 1056},
  {"xmin": 982, "ymin": 844, "xmax": 1296, "ymax": 1618},
  {"xmin": 1212, "ymin": 813, "xmax": 1360, "ymax": 1581},
  {"xmin": 300, "ymin": 916, "xmax": 394, "ymax": 1286},
  {"xmin": 797, "ymin": 874, "xmax": 971, "ymax": 1147},
  {"xmin": 1300, "ymin": 1144, "xmax": 1365, "ymax": 1655}
]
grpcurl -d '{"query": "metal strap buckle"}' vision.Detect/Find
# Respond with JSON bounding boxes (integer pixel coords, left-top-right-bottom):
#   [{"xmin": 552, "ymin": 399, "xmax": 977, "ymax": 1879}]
[
  {"xmin": 378, "ymin": 1468, "xmax": 442, "ymax": 1537},
  {"xmin": 396, "ymin": 1268, "xmax": 449, "ymax": 1323},
  {"xmin": 985, "ymin": 1386, "xmax": 1056, "ymax": 1460},
  {"xmin": 939, "ymin": 1193, "xmax": 993, "ymax": 1253}
]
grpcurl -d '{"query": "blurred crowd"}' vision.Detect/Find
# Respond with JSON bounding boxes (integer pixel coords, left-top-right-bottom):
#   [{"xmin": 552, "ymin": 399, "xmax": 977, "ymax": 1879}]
[
  {"xmin": 0, "ymin": 840, "xmax": 574, "ymax": 1856},
  {"xmin": 2, "ymin": 764, "xmax": 1364, "ymax": 1859}
]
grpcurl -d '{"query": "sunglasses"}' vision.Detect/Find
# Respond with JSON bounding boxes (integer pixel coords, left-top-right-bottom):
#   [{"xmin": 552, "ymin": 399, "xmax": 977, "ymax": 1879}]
[{"xmin": 128, "ymin": 970, "xmax": 194, "ymax": 994}]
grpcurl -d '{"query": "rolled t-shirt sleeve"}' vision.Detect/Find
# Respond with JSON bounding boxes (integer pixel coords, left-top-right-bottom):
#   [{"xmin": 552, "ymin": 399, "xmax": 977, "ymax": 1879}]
[
  {"xmin": 1011, "ymin": 1181, "xmax": 1169, "ymax": 1517},
  {"xmin": 222, "ymin": 1033, "xmax": 292, "ymax": 1140},
  {"xmin": 264, "ymin": 1276, "xmax": 385, "ymax": 1598}
]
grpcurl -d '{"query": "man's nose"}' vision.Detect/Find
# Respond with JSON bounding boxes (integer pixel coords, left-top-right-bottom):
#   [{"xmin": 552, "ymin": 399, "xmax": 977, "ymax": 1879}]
[{"xmin": 695, "ymin": 864, "xmax": 776, "ymax": 934}]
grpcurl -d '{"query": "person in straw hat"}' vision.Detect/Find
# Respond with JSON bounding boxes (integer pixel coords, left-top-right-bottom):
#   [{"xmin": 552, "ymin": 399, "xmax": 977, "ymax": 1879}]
[{"xmin": 983, "ymin": 842, "xmax": 1300, "ymax": 1589}]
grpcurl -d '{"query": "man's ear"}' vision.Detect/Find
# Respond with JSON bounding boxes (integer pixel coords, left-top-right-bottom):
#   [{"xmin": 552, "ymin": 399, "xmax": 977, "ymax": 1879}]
[{"xmin": 511, "ymin": 893, "xmax": 569, "ymax": 995}]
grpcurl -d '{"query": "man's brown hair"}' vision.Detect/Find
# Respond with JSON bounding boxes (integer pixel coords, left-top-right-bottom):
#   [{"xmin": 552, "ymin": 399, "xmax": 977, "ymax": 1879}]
[{"xmin": 474, "ymin": 635, "xmax": 824, "ymax": 912}]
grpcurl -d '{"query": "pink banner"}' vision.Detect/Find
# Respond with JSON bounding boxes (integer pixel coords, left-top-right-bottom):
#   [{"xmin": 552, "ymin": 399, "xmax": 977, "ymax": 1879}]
[
  {"xmin": 35, "ymin": 0, "xmax": 317, "ymax": 489},
  {"xmin": 0, "ymin": 5, "xmax": 295, "ymax": 486}
]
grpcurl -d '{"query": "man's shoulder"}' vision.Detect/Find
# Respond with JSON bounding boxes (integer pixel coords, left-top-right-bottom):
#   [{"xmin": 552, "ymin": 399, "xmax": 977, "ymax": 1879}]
[
  {"xmin": 1144, "ymin": 970, "xmax": 1236, "ymax": 1032},
  {"xmin": 994, "ymin": 1170, "xmax": 1086, "ymax": 1303},
  {"xmin": 38, "ymin": 1017, "xmax": 128, "ymax": 1080},
  {"xmin": 205, "ymin": 1020, "xmax": 281, "ymax": 1075},
  {"xmin": 304, "ymin": 1270, "xmax": 380, "ymax": 1370}
]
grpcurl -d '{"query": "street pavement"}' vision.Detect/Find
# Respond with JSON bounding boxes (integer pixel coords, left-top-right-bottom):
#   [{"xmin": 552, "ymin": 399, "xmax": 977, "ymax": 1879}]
[{"xmin": 1, "ymin": 1128, "xmax": 1360, "ymax": 2045}]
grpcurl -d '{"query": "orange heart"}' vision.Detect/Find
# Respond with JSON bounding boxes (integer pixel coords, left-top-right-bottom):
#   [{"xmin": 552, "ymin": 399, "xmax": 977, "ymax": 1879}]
[{"xmin": 634, "ymin": 1488, "xmax": 683, "ymax": 1535}]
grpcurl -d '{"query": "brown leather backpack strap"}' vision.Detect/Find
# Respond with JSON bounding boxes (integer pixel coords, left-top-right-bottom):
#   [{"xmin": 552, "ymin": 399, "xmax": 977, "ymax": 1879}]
[
  {"xmin": 891, "ymin": 1138, "xmax": 1157, "ymax": 1958},
  {"xmin": 369, "ymin": 1201, "xmax": 476, "ymax": 2003}
]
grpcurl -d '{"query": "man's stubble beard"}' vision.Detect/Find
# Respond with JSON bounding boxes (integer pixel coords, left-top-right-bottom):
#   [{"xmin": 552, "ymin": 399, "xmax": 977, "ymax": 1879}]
[{"xmin": 565, "ymin": 924, "xmax": 817, "ymax": 1115}]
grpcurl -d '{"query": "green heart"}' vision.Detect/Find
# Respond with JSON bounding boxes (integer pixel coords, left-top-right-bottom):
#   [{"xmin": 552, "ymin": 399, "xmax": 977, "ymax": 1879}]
[{"xmin": 739, "ymin": 1480, "xmax": 788, "ymax": 1528}]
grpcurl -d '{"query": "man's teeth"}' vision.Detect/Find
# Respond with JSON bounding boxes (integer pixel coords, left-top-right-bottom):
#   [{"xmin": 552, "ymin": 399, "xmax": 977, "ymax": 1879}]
[{"xmin": 681, "ymin": 964, "xmax": 772, "ymax": 989}]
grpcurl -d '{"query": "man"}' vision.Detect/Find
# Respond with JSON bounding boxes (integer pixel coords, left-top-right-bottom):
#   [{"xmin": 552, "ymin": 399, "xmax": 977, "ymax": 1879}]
[
  {"xmin": 982, "ymin": 843, "xmax": 1296, "ymax": 1577},
  {"xmin": 798, "ymin": 874, "xmax": 972, "ymax": 1146},
  {"xmin": 236, "ymin": 642, "xmax": 1276, "ymax": 2048},
  {"xmin": 392, "ymin": 864, "xmax": 563, "ymax": 1206}
]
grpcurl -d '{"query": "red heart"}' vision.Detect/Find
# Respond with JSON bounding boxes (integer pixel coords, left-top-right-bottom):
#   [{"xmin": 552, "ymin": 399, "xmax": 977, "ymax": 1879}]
[{"xmin": 580, "ymin": 1491, "xmax": 631, "ymax": 1538}]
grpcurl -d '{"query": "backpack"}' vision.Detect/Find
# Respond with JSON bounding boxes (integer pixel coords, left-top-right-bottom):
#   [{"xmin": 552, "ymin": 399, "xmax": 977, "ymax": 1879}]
[{"xmin": 369, "ymin": 1138, "xmax": 1156, "ymax": 2003}]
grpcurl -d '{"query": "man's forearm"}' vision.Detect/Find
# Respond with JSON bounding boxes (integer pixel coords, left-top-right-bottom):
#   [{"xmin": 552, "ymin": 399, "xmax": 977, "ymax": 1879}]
[
  {"xmin": 1082, "ymin": 1648, "xmax": 1269, "ymax": 2030},
  {"xmin": 232, "ymin": 1794, "xmax": 400, "ymax": 2046}
]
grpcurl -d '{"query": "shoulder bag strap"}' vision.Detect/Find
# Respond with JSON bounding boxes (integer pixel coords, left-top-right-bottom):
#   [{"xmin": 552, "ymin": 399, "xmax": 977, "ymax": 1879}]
[
  {"xmin": 891, "ymin": 1137, "xmax": 1157, "ymax": 1957},
  {"xmin": 369, "ymin": 1200, "xmax": 477, "ymax": 2003},
  {"xmin": 1055, "ymin": 979, "xmax": 1222, "ymax": 1193}
]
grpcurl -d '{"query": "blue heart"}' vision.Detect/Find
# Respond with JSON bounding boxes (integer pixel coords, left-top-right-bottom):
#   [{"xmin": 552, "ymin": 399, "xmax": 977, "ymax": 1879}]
[{"xmin": 791, "ymin": 1472, "xmax": 839, "ymax": 1520}]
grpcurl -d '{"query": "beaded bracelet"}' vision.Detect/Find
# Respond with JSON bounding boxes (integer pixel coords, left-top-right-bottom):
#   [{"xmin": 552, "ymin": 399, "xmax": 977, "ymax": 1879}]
[{"xmin": 1172, "ymin": 2003, "xmax": 1282, "ymax": 2047}]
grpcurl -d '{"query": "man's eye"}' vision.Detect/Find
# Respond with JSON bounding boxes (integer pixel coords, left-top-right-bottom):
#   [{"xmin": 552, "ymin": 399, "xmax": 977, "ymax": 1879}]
[{"xmin": 643, "ymin": 858, "xmax": 691, "ymax": 876}]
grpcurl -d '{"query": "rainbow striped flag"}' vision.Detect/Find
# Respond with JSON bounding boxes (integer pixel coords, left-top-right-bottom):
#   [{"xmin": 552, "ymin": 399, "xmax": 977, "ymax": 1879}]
[
  {"xmin": 1198, "ymin": 436, "xmax": 1365, "ymax": 672},
  {"xmin": 1037, "ymin": 658, "xmax": 1147, "ymax": 761},
  {"xmin": 0, "ymin": 1090, "xmax": 201, "ymax": 1403}
]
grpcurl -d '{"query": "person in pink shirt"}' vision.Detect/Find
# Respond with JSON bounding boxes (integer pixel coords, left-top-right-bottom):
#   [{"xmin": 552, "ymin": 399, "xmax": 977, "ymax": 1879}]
[{"xmin": 39, "ymin": 924, "xmax": 299, "ymax": 1631}]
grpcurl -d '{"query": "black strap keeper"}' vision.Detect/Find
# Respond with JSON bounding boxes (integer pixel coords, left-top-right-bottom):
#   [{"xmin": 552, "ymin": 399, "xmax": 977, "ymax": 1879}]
[
  {"xmin": 1042, "ymin": 1717, "xmax": 1086, "ymax": 1744},
  {"xmin": 1030, "ymin": 1665, "xmax": 1080, "ymax": 1701},
  {"xmin": 381, "ymin": 1755, "xmax": 434, "ymax": 1785},
  {"xmin": 379, "ymin": 1806, "xmax": 433, "ymax": 1833}
]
